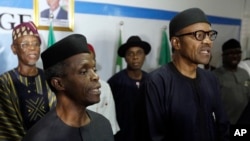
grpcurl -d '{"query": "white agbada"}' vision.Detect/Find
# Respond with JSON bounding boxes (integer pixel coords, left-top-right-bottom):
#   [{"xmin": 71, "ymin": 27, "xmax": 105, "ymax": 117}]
[
  {"xmin": 88, "ymin": 79, "xmax": 120, "ymax": 134},
  {"xmin": 238, "ymin": 60, "xmax": 250, "ymax": 76}
]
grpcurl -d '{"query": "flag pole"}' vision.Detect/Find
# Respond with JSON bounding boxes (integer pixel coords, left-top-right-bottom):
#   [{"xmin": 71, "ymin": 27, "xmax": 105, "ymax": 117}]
[
  {"xmin": 47, "ymin": 13, "xmax": 56, "ymax": 48},
  {"xmin": 114, "ymin": 21, "xmax": 124, "ymax": 74}
]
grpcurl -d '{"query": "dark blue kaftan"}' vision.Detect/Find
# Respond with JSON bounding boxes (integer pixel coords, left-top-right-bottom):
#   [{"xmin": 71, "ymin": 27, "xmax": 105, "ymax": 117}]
[
  {"xmin": 143, "ymin": 63, "xmax": 229, "ymax": 141},
  {"xmin": 107, "ymin": 69, "xmax": 148, "ymax": 141},
  {"xmin": 22, "ymin": 108, "xmax": 114, "ymax": 141}
]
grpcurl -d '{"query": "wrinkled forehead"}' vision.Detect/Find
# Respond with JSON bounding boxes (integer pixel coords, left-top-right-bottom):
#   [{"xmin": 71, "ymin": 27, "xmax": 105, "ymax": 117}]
[
  {"xmin": 177, "ymin": 22, "xmax": 212, "ymax": 34},
  {"xmin": 14, "ymin": 35, "xmax": 41, "ymax": 43}
]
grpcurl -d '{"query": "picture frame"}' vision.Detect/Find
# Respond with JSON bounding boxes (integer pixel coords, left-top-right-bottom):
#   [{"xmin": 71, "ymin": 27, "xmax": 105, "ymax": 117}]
[{"xmin": 33, "ymin": 0, "xmax": 74, "ymax": 31}]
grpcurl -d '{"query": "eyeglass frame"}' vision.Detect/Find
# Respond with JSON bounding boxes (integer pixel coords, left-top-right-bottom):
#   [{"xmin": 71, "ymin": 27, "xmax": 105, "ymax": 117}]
[
  {"xmin": 15, "ymin": 42, "xmax": 41, "ymax": 50},
  {"xmin": 175, "ymin": 30, "xmax": 218, "ymax": 41}
]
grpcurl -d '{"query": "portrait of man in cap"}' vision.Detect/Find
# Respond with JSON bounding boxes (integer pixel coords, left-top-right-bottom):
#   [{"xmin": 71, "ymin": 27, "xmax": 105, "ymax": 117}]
[
  {"xmin": 34, "ymin": 0, "xmax": 73, "ymax": 31},
  {"xmin": 107, "ymin": 35, "xmax": 151, "ymax": 141},
  {"xmin": 40, "ymin": 0, "xmax": 68, "ymax": 20},
  {"xmin": 0, "ymin": 21, "xmax": 56, "ymax": 141},
  {"xmin": 143, "ymin": 8, "xmax": 229, "ymax": 141},
  {"xmin": 22, "ymin": 34, "xmax": 114, "ymax": 141}
]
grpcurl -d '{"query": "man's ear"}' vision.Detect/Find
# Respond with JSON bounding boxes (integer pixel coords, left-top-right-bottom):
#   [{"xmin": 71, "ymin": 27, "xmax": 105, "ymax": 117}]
[
  {"xmin": 11, "ymin": 44, "xmax": 17, "ymax": 55},
  {"xmin": 171, "ymin": 37, "xmax": 180, "ymax": 51},
  {"xmin": 51, "ymin": 78, "xmax": 65, "ymax": 91}
]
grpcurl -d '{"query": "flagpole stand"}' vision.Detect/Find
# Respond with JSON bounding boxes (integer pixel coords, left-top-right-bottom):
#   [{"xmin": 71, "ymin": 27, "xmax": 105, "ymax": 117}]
[
  {"xmin": 119, "ymin": 21, "xmax": 124, "ymax": 26},
  {"xmin": 49, "ymin": 13, "xmax": 54, "ymax": 24}
]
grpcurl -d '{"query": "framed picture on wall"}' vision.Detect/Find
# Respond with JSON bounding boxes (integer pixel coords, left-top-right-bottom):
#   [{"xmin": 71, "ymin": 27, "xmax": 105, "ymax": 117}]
[{"xmin": 33, "ymin": 0, "xmax": 74, "ymax": 31}]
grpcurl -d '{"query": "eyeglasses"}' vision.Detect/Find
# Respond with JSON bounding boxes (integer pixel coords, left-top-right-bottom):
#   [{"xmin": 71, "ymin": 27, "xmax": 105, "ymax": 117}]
[
  {"xmin": 175, "ymin": 30, "xmax": 218, "ymax": 41},
  {"xmin": 16, "ymin": 42, "xmax": 40, "ymax": 49}
]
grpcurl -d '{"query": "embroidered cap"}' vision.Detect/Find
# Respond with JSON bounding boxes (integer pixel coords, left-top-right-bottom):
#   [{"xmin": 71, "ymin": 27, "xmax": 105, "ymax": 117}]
[{"xmin": 12, "ymin": 21, "xmax": 41, "ymax": 43}]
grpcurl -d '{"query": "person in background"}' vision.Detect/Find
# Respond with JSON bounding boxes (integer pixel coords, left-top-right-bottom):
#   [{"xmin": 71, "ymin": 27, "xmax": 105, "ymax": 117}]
[
  {"xmin": 142, "ymin": 8, "xmax": 229, "ymax": 141},
  {"xmin": 107, "ymin": 35, "xmax": 151, "ymax": 141},
  {"xmin": 22, "ymin": 34, "xmax": 114, "ymax": 141},
  {"xmin": 0, "ymin": 21, "xmax": 56, "ymax": 141},
  {"xmin": 87, "ymin": 43, "xmax": 120, "ymax": 135},
  {"xmin": 213, "ymin": 39, "xmax": 250, "ymax": 126},
  {"xmin": 40, "ymin": 0, "xmax": 68, "ymax": 20}
]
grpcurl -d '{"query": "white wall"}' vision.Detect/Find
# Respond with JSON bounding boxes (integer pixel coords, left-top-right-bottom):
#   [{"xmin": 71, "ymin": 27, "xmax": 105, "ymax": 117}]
[
  {"xmin": 0, "ymin": 0, "xmax": 249, "ymax": 81},
  {"xmin": 80, "ymin": 0, "xmax": 245, "ymax": 18},
  {"xmin": 241, "ymin": 0, "xmax": 250, "ymax": 58}
]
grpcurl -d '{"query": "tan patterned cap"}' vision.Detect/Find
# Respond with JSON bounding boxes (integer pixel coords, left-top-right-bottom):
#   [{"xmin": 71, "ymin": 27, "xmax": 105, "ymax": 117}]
[{"xmin": 12, "ymin": 21, "xmax": 41, "ymax": 43}]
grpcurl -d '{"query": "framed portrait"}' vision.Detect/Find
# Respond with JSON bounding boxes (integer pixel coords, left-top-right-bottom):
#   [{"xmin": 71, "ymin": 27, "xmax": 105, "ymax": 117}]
[{"xmin": 33, "ymin": 0, "xmax": 74, "ymax": 31}]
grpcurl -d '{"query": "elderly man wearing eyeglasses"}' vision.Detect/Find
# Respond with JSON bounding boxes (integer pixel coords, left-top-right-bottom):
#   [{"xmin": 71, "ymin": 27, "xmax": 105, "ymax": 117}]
[
  {"xmin": 0, "ymin": 21, "xmax": 56, "ymax": 141},
  {"xmin": 142, "ymin": 8, "xmax": 230, "ymax": 141}
]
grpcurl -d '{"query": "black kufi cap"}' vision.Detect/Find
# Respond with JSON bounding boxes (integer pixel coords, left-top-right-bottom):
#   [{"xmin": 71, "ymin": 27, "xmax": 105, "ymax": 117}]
[
  {"xmin": 222, "ymin": 39, "xmax": 241, "ymax": 52},
  {"xmin": 118, "ymin": 36, "xmax": 151, "ymax": 57},
  {"xmin": 169, "ymin": 8, "xmax": 210, "ymax": 39},
  {"xmin": 41, "ymin": 34, "xmax": 89, "ymax": 70}
]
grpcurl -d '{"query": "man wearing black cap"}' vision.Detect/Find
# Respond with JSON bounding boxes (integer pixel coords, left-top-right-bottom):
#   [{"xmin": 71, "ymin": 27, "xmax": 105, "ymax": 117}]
[
  {"xmin": 213, "ymin": 39, "xmax": 250, "ymax": 126},
  {"xmin": 107, "ymin": 35, "xmax": 151, "ymax": 141},
  {"xmin": 0, "ymin": 21, "xmax": 56, "ymax": 141},
  {"xmin": 143, "ymin": 8, "xmax": 229, "ymax": 141},
  {"xmin": 22, "ymin": 34, "xmax": 114, "ymax": 141}
]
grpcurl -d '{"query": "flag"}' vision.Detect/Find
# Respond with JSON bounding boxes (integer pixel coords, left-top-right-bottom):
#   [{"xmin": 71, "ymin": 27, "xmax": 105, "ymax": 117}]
[
  {"xmin": 47, "ymin": 22, "xmax": 55, "ymax": 48},
  {"xmin": 115, "ymin": 29, "xmax": 123, "ymax": 73},
  {"xmin": 158, "ymin": 29, "xmax": 171, "ymax": 65}
]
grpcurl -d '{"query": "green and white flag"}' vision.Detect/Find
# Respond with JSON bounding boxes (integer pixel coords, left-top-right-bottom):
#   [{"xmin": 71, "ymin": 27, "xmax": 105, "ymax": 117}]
[
  {"xmin": 115, "ymin": 29, "xmax": 123, "ymax": 73},
  {"xmin": 47, "ymin": 21, "xmax": 55, "ymax": 48},
  {"xmin": 158, "ymin": 29, "xmax": 171, "ymax": 65}
]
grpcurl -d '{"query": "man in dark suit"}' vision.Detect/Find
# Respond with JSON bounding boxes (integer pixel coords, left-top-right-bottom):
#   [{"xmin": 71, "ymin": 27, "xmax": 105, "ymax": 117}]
[{"xmin": 40, "ymin": 0, "xmax": 68, "ymax": 20}]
